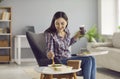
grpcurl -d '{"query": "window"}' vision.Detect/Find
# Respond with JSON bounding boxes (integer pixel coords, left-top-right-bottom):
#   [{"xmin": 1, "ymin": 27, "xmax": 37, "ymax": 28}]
[
  {"xmin": 98, "ymin": 0, "xmax": 117, "ymax": 35},
  {"xmin": 118, "ymin": 0, "xmax": 120, "ymax": 27}
]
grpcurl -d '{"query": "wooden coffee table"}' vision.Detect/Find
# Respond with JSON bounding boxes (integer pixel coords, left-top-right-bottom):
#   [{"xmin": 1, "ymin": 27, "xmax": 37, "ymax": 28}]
[{"xmin": 34, "ymin": 66, "xmax": 81, "ymax": 79}]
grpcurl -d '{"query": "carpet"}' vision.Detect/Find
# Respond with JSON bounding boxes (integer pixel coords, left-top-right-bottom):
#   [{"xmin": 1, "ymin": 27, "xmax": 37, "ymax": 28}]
[
  {"xmin": 0, "ymin": 68, "xmax": 31, "ymax": 79},
  {"xmin": 23, "ymin": 67, "xmax": 40, "ymax": 79},
  {"xmin": 23, "ymin": 67, "xmax": 83, "ymax": 79},
  {"xmin": 23, "ymin": 67, "xmax": 120, "ymax": 79}
]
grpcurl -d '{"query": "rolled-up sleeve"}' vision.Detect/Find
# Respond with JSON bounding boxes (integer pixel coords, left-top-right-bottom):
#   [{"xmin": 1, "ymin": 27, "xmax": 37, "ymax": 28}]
[
  {"xmin": 69, "ymin": 37, "xmax": 77, "ymax": 46},
  {"xmin": 44, "ymin": 32, "xmax": 54, "ymax": 53}
]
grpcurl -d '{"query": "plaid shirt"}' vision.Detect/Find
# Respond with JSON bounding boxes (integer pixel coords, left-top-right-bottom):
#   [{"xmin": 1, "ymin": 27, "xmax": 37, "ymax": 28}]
[{"xmin": 44, "ymin": 32, "xmax": 77, "ymax": 59}]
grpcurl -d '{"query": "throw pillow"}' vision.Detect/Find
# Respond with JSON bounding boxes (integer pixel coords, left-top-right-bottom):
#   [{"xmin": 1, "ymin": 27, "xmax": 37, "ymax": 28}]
[{"xmin": 112, "ymin": 32, "xmax": 120, "ymax": 48}]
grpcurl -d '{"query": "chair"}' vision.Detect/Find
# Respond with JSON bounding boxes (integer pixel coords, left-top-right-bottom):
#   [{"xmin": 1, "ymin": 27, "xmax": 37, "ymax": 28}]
[
  {"xmin": 26, "ymin": 31, "xmax": 81, "ymax": 79},
  {"xmin": 26, "ymin": 31, "xmax": 61, "ymax": 66}
]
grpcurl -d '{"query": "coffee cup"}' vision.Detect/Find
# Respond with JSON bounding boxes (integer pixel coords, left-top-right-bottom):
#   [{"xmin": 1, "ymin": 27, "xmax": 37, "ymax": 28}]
[{"xmin": 80, "ymin": 25, "xmax": 85, "ymax": 35}]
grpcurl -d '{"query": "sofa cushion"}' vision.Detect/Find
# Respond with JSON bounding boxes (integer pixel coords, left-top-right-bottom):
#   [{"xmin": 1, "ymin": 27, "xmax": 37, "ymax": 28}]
[
  {"xmin": 96, "ymin": 47, "xmax": 120, "ymax": 53},
  {"xmin": 112, "ymin": 32, "xmax": 120, "ymax": 48},
  {"xmin": 91, "ymin": 42, "xmax": 113, "ymax": 48}
]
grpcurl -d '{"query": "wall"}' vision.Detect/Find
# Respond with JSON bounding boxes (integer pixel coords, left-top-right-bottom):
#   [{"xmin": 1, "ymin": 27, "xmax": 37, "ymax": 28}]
[{"xmin": 0, "ymin": 0, "xmax": 98, "ymax": 58}]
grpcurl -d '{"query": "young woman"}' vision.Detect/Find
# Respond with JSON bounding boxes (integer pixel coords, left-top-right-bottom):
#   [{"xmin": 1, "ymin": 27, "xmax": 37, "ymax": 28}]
[{"xmin": 44, "ymin": 11, "xmax": 96, "ymax": 79}]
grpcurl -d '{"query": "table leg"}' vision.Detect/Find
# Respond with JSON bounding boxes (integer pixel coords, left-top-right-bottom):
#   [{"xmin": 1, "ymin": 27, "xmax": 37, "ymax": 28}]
[
  {"xmin": 44, "ymin": 74, "xmax": 53, "ymax": 79},
  {"xmin": 69, "ymin": 74, "xmax": 73, "ymax": 79},
  {"xmin": 14, "ymin": 37, "xmax": 17, "ymax": 63},
  {"xmin": 73, "ymin": 73, "xmax": 77, "ymax": 79},
  {"xmin": 18, "ymin": 37, "xmax": 21, "ymax": 65},
  {"xmin": 40, "ymin": 74, "xmax": 44, "ymax": 79}
]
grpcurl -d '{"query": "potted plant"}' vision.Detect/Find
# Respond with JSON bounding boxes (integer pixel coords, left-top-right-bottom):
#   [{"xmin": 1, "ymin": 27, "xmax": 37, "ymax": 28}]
[
  {"xmin": 84, "ymin": 25, "xmax": 104, "ymax": 43},
  {"xmin": 118, "ymin": 26, "xmax": 120, "ymax": 30},
  {"xmin": 0, "ymin": 0, "xmax": 4, "ymax": 3}
]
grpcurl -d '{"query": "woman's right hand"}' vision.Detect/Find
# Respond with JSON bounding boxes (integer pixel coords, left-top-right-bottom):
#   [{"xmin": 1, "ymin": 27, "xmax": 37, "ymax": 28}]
[
  {"xmin": 74, "ymin": 31, "xmax": 81, "ymax": 39},
  {"xmin": 47, "ymin": 51, "xmax": 55, "ymax": 59}
]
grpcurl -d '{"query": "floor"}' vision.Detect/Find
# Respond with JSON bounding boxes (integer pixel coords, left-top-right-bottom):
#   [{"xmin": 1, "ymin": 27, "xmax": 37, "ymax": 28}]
[{"xmin": 0, "ymin": 62, "xmax": 120, "ymax": 79}]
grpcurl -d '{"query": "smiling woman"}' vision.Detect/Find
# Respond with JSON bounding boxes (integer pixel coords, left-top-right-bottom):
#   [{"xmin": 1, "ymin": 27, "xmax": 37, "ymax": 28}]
[{"xmin": 44, "ymin": 11, "xmax": 96, "ymax": 79}]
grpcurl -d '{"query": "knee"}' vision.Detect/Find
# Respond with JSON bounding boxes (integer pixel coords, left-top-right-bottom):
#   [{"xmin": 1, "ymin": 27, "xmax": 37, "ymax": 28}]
[
  {"xmin": 89, "ymin": 56, "xmax": 96, "ymax": 62},
  {"xmin": 84, "ymin": 56, "xmax": 92, "ymax": 64}
]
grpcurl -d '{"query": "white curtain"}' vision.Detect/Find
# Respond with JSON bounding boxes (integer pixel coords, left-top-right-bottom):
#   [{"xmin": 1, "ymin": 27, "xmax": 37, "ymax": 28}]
[{"xmin": 98, "ymin": 0, "xmax": 118, "ymax": 35}]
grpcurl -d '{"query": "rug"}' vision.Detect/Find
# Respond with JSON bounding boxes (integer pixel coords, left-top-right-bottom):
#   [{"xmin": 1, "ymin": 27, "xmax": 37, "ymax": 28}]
[
  {"xmin": 23, "ymin": 67, "xmax": 40, "ymax": 79},
  {"xmin": 23, "ymin": 67, "xmax": 83, "ymax": 79},
  {"xmin": 23, "ymin": 67, "xmax": 120, "ymax": 79}
]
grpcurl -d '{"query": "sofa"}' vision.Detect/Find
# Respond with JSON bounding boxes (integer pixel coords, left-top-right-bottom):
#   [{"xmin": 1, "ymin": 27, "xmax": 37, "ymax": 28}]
[{"xmin": 87, "ymin": 32, "xmax": 120, "ymax": 72}]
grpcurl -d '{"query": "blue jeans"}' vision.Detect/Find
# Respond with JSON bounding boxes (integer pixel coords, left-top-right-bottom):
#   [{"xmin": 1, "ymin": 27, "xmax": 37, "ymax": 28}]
[{"xmin": 60, "ymin": 56, "xmax": 96, "ymax": 79}]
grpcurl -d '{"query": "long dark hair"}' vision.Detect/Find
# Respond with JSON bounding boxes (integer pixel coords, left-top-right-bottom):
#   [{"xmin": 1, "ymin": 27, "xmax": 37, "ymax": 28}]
[{"xmin": 45, "ymin": 11, "xmax": 68, "ymax": 33}]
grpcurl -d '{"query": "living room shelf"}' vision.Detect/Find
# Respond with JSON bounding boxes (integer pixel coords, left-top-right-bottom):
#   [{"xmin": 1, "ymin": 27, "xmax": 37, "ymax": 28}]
[
  {"xmin": 0, "ymin": 47, "xmax": 11, "ymax": 49},
  {"xmin": 0, "ymin": 7, "xmax": 12, "ymax": 63},
  {"xmin": 0, "ymin": 33, "xmax": 11, "ymax": 35},
  {"xmin": 0, "ymin": 20, "xmax": 11, "ymax": 22}
]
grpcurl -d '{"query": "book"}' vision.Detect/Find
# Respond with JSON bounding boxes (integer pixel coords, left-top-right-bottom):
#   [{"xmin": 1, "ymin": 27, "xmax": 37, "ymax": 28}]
[{"xmin": 1, "ymin": 11, "xmax": 10, "ymax": 20}]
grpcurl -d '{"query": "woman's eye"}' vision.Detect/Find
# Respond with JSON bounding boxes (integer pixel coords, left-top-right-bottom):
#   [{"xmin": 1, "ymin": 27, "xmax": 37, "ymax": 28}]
[
  {"xmin": 56, "ymin": 23, "xmax": 59, "ymax": 25},
  {"xmin": 61, "ymin": 22, "xmax": 64, "ymax": 25}
]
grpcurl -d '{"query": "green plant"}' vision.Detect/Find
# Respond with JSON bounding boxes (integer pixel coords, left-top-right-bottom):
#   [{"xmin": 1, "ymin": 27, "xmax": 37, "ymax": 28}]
[
  {"xmin": 0, "ymin": 0, "xmax": 4, "ymax": 3},
  {"xmin": 85, "ymin": 25, "xmax": 104, "ymax": 42},
  {"xmin": 118, "ymin": 26, "xmax": 120, "ymax": 29}
]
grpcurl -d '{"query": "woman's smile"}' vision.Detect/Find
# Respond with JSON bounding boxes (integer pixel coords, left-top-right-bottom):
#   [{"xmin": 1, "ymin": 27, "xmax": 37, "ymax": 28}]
[{"xmin": 55, "ymin": 17, "xmax": 67, "ymax": 32}]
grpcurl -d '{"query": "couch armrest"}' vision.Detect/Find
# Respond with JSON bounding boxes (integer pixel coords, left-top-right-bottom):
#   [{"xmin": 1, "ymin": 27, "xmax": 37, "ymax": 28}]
[{"xmin": 91, "ymin": 42, "xmax": 113, "ymax": 48}]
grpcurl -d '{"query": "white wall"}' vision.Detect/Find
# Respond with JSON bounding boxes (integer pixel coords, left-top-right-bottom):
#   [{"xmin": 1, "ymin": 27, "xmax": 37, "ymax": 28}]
[
  {"xmin": 0, "ymin": 0, "xmax": 98, "ymax": 56},
  {"xmin": 0, "ymin": 0, "xmax": 98, "ymax": 35}
]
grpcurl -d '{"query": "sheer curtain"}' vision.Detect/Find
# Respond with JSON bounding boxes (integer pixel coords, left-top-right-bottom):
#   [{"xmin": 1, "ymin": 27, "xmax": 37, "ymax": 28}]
[
  {"xmin": 98, "ymin": 0, "xmax": 118, "ymax": 35},
  {"xmin": 118, "ymin": 0, "xmax": 120, "ymax": 29}
]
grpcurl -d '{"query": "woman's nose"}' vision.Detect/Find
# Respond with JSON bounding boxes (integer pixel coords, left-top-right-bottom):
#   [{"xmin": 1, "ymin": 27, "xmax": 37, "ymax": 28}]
[{"xmin": 59, "ymin": 24, "xmax": 62, "ymax": 28}]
